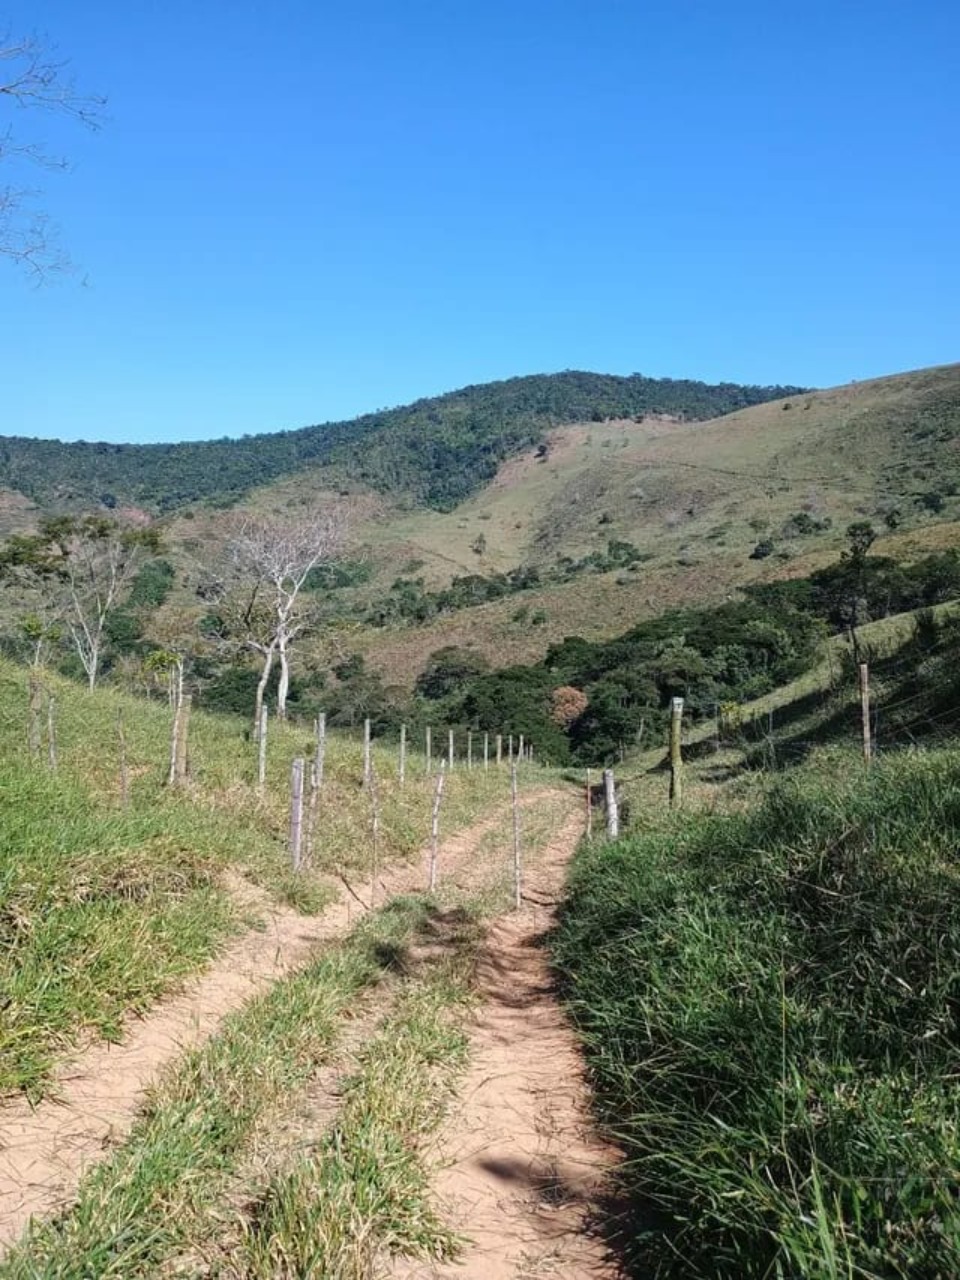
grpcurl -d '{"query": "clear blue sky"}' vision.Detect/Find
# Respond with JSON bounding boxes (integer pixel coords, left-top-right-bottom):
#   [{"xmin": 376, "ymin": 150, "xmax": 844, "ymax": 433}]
[{"xmin": 1, "ymin": 0, "xmax": 957, "ymax": 443}]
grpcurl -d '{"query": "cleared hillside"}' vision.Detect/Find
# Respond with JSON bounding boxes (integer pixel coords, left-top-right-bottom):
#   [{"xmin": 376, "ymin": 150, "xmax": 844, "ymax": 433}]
[
  {"xmin": 2, "ymin": 361, "xmax": 959, "ymax": 714},
  {"xmin": 285, "ymin": 362, "xmax": 960, "ymax": 683},
  {"xmin": 0, "ymin": 370, "xmax": 802, "ymax": 516}
]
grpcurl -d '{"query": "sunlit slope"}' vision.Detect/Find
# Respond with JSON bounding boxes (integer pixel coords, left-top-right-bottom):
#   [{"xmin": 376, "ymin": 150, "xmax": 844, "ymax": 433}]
[
  {"xmin": 296, "ymin": 363, "xmax": 960, "ymax": 682},
  {"xmin": 345, "ymin": 362, "xmax": 960, "ymax": 578}
]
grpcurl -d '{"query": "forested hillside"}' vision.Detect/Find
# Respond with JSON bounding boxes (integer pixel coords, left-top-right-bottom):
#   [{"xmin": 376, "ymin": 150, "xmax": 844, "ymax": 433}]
[{"xmin": 0, "ymin": 371, "xmax": 804, "ymax": 513}]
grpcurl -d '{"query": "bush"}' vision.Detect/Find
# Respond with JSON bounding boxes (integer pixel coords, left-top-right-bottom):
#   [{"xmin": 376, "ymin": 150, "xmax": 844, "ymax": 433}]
[{"xmin": 749, "ymin": 538, "xmax": 775, "ymax": 560}]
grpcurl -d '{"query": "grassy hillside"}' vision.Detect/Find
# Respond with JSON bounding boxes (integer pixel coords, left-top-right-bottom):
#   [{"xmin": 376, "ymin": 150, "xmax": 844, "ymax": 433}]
[
  {"xmin": 312, "ymin": 362, "xmax": 960, "ymax": 683},
  {"xmin": 0, "ymin": 370, "xmax": 801, "ymax": 516},
  {"xmin": 0, "ymin": 659, "xmax": 516, "ymax": 1098},
  {"xmin": 2, "ymin": 363, "xmax": 959, "ymax": 751},
  {"xmin": 554, "ymin": 747, "xmax": 960, "ymax": 1277},
  {"xmin": 548, "ymin": 594, "xmax": 960, "ymax": 1276}
]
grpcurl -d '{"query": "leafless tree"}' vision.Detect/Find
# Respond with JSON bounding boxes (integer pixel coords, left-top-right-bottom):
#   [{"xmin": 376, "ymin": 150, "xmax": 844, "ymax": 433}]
[
  {"xmin": 225, "ymin": 511, "xmax": 345, "ymax": 732},
  {"xmin": 59, "ymin": 519, "xmax": 158, "ymax": 689},
  {"xmin": 1, "ymin": 32, "xmax": 105, "ymax": 276}
]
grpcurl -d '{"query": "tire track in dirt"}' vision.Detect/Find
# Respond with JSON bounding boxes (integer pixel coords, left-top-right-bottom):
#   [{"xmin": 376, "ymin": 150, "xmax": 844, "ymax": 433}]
[
  {"xmin": 0, "ymin": 787, "xmax": 560, "ymax": 1253},
  {"xmin": 392, "ymin": 803, "xmax": 622, "ymax": 1280}
]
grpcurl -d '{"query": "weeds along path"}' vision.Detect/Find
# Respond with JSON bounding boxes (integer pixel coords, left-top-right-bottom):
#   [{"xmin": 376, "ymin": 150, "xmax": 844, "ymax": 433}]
[
  {"xmin": 394, "ymin": 805, "xmax": 621, "ymax": 1280},
  {"xmin": 0, "ymin": 786, "xmax": 559, "ymax": 1253}
]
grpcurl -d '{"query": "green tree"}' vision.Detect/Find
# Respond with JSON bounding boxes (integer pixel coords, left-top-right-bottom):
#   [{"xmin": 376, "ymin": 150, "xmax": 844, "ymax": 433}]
[{"xmin": 0, "ymin": 516, "xmax": 159, "ymax": 687}]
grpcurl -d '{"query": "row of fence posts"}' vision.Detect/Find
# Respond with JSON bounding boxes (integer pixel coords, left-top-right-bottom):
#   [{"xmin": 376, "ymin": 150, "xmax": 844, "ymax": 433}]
[
  {"xmin": 28, "ymin": 658, "xmax": 879, "ymax": 884},
  {"xmin": 589, "ymin": 664, "xmax": 879, "ymax": 839},
  {"xmin": 279, "ymin": 715, "xmax": 532, "ymax": 910},
  {"xmin": 257, "ymin": 711, "xmax": 532, "ymax": 795}
]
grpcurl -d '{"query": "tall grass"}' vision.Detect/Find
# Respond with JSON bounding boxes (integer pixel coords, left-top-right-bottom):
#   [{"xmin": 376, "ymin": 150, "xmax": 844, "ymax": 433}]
[{"xmin": 553, "ymin": 748, "xmax": 960, "ymax": 1277}]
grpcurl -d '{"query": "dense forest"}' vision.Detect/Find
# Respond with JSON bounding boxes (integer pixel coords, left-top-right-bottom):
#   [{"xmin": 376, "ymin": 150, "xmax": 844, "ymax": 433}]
[{"xmin": 0, "ymin": 371, "xmax": 805, "ymax": 513}]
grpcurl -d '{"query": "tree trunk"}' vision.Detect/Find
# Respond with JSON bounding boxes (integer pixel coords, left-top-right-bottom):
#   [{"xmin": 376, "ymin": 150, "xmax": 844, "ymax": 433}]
[
  {"xmin": 253, "ymin": 642, "xmax": 276, "ymax": 741},
  {"xmin": 86, "ymin": 642, "xmax": 99, "ymax": 691},
  {"xmin": 277, "ymin": 632, "xmax": 290, "ymax": 720}
]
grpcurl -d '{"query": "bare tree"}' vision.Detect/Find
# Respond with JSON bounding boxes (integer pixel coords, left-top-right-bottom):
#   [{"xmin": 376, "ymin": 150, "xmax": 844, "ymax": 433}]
[
  {"xmin": 225, "ymin": 512, "xmax": 345, "ymax": 730},
  {"xmin": 1, "ymin": 32, "xmax": 105, "ymax": 276},
  {"xmin": 34, "ymin": 516, "xmax": 158, "ymax": 690}
]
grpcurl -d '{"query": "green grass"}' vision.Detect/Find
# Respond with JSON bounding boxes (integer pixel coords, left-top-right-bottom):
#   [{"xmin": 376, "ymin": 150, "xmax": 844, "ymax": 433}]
[
  {"xmin": 553, "ymin": 747, "xmax": 960, "ymax": 1277},
  {"xmin": 0, "ymin": 757, "xmax": 236, "ymax": 1097},
  {"xmin": 238, "ymin": 909, "xmax": 479, "ymax": 1278},
  {"xmin": 0, "ymin": 657, "xmax": 516, "ymax": 1097},
  {"xmin": 0, "ymin": 897, "xmax": 442, "ymax": 1278}
]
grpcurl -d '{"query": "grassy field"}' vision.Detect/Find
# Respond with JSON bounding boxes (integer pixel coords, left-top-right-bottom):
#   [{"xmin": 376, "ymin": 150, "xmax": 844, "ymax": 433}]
[
  {"xmin": 0, "ymin": 657, "xmax": 527, "ymax": 1098},
  {"xmin": 0, "ymin": 719, "xmax": 577, "ymax": 1275},
  {"xmin": 553, "ymin": 746, "xmax": 960, "ymax": 1278}
]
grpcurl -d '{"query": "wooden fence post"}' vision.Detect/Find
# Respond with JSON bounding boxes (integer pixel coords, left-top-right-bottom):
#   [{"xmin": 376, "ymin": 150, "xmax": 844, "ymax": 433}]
[
  {"xmin": 585, "ymin": 767, "xmax": 593, "ymax": 838},
  {"xmin": 257, "ymin": 703, "xmax": 268, "ymax": 791},
  {"xmin": 511, "ymin": 762, "xmax": 522, "ymax": 910},
  {"xmin": 170, "ymin": 693, "xmax": 191, "ymax": 788},
  {"xmin": 399, "ymin": 722, "xmax": 406, "ymax": 785},
  {"xmin": 315, "ymin": 712, "xmax": 327, "ymax": 792},
  {"xmin": 429, "ymin": 763, "xmax": 446, "ymax": 891},
  {"xmin": 496, "ymin": 733, "xmax": 502, "ymax": 767},
  {"xmin": 859, "ymin": 662, "xmax": 872, "ymax": 764},
  {"xmin": 448, "ymin": 726, "xmax": 455, "ymax": 772},
  {"xmin": 669, "ymin": 696, "xmax": 684, "ymax": 809},
  {"xmin": 426, "ymin": 725, "xmax": 432, "ymax": 775},
  {"xmin": 518, "ymin": 733, "xmax": 524, "ymax": 764},
  {"xmin": 483, "ymin": 731, "xmax": 489, "ymax": 771},
  {"xmin": 603, "ymin": 768, "xmax": 619, "ymax": 839},
  {"xmin": 46, "ymin": 694, "xmax": 57, "ymax": 771},
  {"xmin": 289, "ymin": 757, "xmax": 305, "ymax": 871},
  {"xmin": 369, "ymin": 762, "xmax": 380, "ymax": 907},
  {"xmin": 467, "ymin": 729, "xmax": 473, "ymax": 770},
  {"xmin": 363, "ymin": 717, "xmax": 372, "ymax": 788},
  {"xmin": 117, "ymin": 709, "xmax": 129, "ymax": 810},
  {"xmin": 304, "ymin": 712, "xmax": 325, "ymax": 867},
  {"xmin": 27, "ymin": 676, "xmax": 42, "ymax": 758},
  {"xmin": 508, "ymin": 733, "xmax": 514, "ymax": 763}
]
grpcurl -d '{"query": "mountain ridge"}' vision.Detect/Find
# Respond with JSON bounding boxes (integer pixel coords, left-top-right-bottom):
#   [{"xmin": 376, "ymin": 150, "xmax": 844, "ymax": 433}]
[{"xmin": 0, "ymin": 370, "xmax": 805, "ymax": 514}]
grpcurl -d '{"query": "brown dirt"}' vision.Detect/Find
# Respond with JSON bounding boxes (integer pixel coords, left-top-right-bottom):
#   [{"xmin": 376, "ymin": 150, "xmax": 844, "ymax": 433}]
[
  {"xmin": 0, "ymin": 789, "xmax": 558, "ymax": 1254},
  {"xmin": 393, "ymin": 805, "xmax": 622, "ymax": 1280}
]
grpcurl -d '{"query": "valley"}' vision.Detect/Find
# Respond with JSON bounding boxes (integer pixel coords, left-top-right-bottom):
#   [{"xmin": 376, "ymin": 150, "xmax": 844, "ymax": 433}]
[{"xmin": 1, "ymin": 360, "xmax": 959, "ymax": 1277}]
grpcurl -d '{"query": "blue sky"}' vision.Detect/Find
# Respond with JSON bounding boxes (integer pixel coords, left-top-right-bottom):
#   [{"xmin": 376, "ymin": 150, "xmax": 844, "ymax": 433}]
[{"xmin": 1, "ymin": 0, "xmax": 957, "ymax": 443}]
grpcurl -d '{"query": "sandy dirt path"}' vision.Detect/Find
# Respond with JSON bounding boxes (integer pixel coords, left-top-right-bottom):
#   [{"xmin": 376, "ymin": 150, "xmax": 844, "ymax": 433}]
[
  {"xmin": 394, "ymin": 802, "xmax": 622, "ymax": 1280},
  {"xmin": 0, "ymin": 789, "xmax": 557, "ymax": 1253}
]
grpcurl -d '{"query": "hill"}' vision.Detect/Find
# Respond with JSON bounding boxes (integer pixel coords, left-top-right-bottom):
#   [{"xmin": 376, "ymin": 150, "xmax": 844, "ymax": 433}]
[
  {"xmin": 0, "ymin": 370, "xmax": 803, "ymax": 516},
  {"xmin": 251, "ymin": 361, "xmax": 960, "ymax": 685},
  {"xmin": 2, "ymin": 361, "xmax": 960, "ymax": 763}
]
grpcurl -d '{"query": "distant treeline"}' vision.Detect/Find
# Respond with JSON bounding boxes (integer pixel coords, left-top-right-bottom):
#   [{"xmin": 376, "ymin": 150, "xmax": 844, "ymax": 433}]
[
  {"xmin": 199, "ymin": 541, "xmax": 960, "ymax": 766},
  {"xmin": 0, "ymin": 370, "xmax": 805, "ymax": 513},
  {"xmin": 392, "ymin": 544, "xmax": 960, "ymax": 764}
]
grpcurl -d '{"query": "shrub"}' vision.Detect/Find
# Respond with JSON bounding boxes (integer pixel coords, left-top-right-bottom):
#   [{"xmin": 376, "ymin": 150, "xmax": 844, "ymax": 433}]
[{"xmin": 550, "ymin": 685, "xmax": 588, "ymax": 728}]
